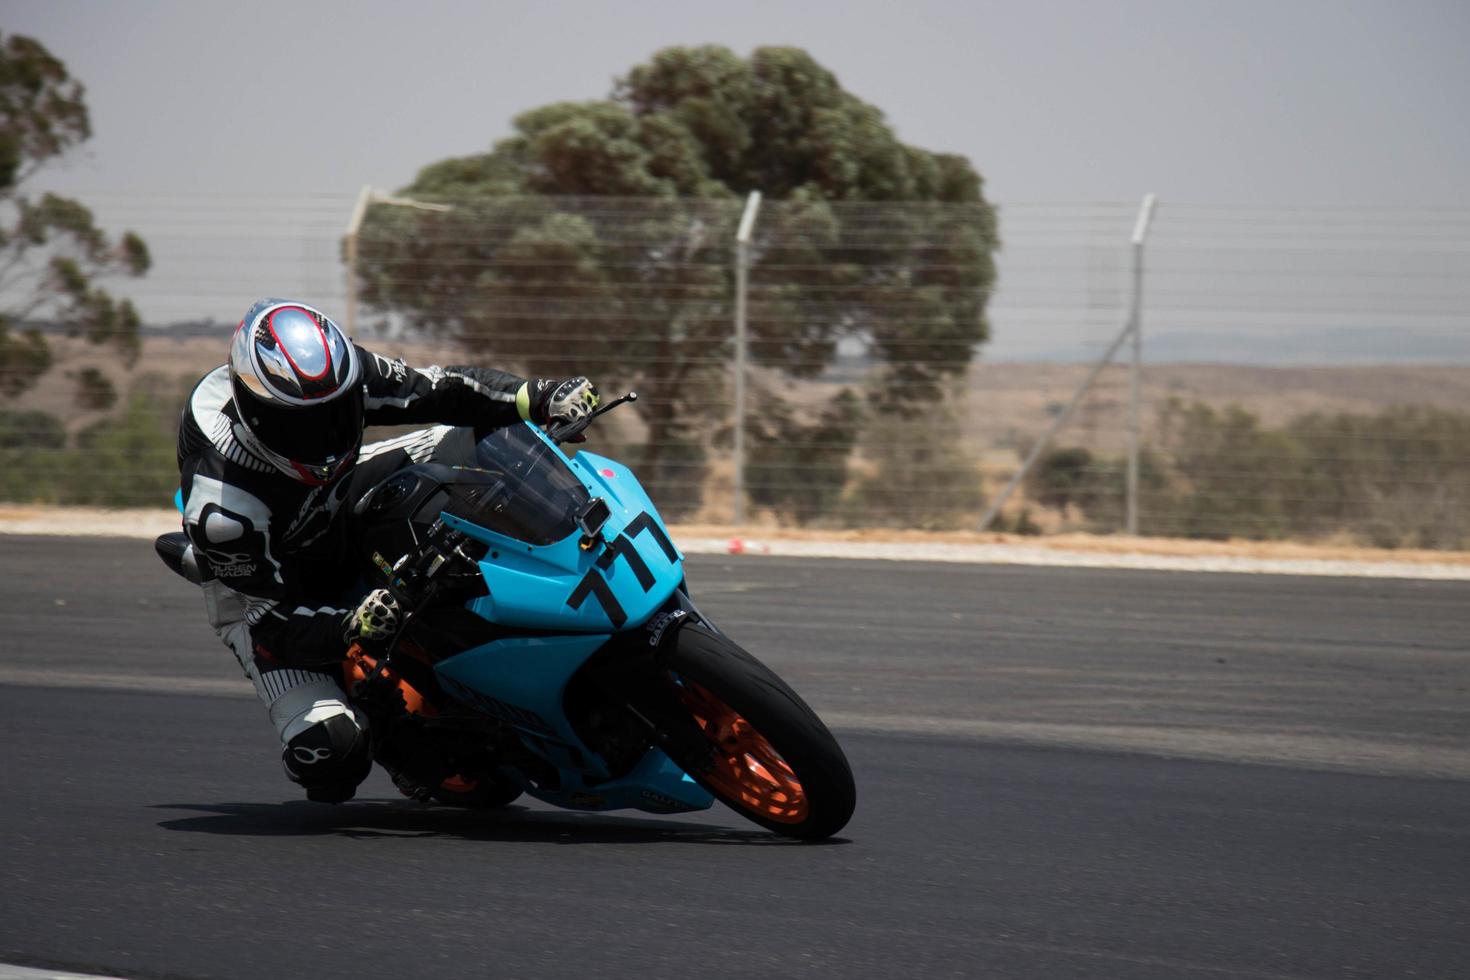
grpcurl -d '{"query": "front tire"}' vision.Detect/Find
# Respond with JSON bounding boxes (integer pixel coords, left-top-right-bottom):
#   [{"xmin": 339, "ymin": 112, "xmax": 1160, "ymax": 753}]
[{"xmin": 658, "ymin": 625, "xmax": 855, "ymax": 840}]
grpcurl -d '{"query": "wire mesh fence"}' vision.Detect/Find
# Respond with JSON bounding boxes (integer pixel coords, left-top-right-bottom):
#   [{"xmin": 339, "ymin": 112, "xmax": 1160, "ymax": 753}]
[
  {"xmin": 1, "ymin": 192, "xmax": 1467, "ymax": 548},
  {"xmin": 350, "ymin": 192, "xmax": 997, "ymax": 527},
  {"xmin": 1003, "ymin": 203, "xmax": 1470, "ymax": 548}
]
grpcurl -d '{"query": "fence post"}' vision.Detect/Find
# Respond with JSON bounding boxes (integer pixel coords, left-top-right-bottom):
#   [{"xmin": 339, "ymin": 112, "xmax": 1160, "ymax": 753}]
[
  {"xmin": 343, "ymin": 185, "xmax": 375, "ymax": 336},
  {"xmin": 977, "ymin": 193, "xmax": 1158, "ymax": 533},
  {"xmin": 341, "ymin": 188, "xmax": 454, "ymax": 336},
  {"xmin": 732, "ymin": 190, "xmax": 763, "ymax": 527},
  {"xmin": 1126, "ymin": 193, "xmax": 1158, "ymax": 535}
]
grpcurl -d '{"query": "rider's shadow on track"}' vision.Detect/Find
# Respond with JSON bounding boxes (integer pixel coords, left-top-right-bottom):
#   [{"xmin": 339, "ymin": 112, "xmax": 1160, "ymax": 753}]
[{"xmin": 149, "ymin": 800, "xmax": 850, "ymax": 846}]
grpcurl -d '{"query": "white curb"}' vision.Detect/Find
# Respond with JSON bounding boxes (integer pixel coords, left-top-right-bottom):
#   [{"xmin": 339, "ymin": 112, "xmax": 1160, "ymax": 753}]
[
  {"xmin": 0, "ymin": 966, "xmax": 127, "ymax": 980},
  {"xmin": 682, "ymin": 537, "xmax": 1470, "ymax": 581},
  {"xmin": 2, "ymin": 510, "xmax": 1468, "ymax": 581}
]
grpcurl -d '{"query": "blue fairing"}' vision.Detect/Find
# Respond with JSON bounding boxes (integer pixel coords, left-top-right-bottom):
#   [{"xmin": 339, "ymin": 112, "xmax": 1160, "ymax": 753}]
[
  {"xmin": 440, "ymin": 434, "xmax": 684, "ymax": 633},
  {"xmin": 430, "ymin": 426, "xmax": 708, "ymax": 816}
]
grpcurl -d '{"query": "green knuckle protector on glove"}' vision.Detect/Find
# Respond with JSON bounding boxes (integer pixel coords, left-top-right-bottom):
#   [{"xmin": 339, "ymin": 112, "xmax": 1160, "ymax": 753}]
[
  {"xmin": 516, "ymin": 382, "xmax": 533, "ymax": 422},
  {"xmin": 344, "ymin": 588, "xmax": 401, "ymax": 647}
]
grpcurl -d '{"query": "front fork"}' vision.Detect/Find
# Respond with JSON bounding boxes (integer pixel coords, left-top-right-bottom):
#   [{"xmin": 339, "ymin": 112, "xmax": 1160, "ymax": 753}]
[{"xmin": 566, "ymin": 586, "xmax": 721, "ymax": 779}]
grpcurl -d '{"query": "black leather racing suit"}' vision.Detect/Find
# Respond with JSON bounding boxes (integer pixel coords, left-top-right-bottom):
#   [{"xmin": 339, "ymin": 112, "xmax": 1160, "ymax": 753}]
[{"xmin": 176, "ymin": 348, "xmax": 526, "ymax": 785}]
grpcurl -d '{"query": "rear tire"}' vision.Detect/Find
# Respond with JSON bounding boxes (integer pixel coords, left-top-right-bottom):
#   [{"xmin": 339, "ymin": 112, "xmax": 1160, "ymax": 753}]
[{"xmin": 657, "ymin": 624, "xmax": 855, "ymax": 840}]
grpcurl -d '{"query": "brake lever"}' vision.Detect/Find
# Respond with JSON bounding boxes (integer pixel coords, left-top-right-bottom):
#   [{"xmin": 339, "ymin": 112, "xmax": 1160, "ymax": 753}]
[{"xmin": 547, "ymin": 391, "xmax": 639, "ymax": 444}]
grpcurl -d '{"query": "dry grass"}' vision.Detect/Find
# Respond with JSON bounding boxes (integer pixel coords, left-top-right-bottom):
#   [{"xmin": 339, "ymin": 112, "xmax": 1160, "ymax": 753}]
[
  {"xmin": 11, "ymin": 336, "xmax": 1470, "ymax": 556},
  {"xmin": 20, "ymin": 334, "xmax": 1470, "ymax": 442}
]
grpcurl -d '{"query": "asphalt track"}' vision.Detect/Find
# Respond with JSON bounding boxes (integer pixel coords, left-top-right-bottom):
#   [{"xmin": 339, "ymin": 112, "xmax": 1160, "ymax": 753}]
[{"xmin": 1, "ymin": 535, "xmax": 1467, "ymax": 979}]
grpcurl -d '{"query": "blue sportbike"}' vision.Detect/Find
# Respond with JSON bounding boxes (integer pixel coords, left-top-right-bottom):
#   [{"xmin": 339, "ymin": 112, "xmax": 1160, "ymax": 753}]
[{"xmin": 158, "ymin": 394, "xmax": 856, "ymax": 840}]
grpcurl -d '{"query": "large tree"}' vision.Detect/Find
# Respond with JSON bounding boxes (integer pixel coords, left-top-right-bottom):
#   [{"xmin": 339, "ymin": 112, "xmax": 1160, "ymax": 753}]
[
  {"xmin": 355, "ymin": 46, "xmax": 996, "ymax": 508},
  {"xmin": 0, "ymin": 32, "xmax": 149, "ymax": 399}
]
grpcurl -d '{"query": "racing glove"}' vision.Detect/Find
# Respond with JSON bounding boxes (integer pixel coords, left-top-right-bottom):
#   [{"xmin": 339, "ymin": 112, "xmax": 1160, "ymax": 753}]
[
  {"xmin": 343, "ymin": 588, "xmax": 401, "ymax": 648},
  {"xmin": 519, "ymin": 377, "xmax": 600, "ymax": 427}
]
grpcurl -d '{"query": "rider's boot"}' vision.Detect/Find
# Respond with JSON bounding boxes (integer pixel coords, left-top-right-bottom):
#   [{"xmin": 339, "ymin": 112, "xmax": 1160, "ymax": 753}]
[{"xmin": 282, "ymin": 713, "xmax": 372, "ymax": 803}]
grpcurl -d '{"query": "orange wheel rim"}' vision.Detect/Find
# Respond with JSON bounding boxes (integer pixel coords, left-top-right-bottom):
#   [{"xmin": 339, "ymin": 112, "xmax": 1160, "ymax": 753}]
[{"xmin": 673, "ymin": 678, "xmax": 809, "ymax": 824}]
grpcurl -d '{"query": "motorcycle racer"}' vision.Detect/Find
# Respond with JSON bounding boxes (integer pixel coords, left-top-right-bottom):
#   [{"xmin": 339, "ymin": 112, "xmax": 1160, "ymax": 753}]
[{"xmin": 176, "ymin": 298, "xmax": 598, "ymax": 803}]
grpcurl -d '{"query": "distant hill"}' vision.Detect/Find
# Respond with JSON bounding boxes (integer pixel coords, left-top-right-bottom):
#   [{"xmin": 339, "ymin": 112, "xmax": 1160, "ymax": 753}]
[
  {"xmin": 962, "ymin": 360, "xmax": 1470, "ymax": 456},
  {"xmin": 19, "ymin": 316, "xmax": 1464, "ymax": 366},
  {"xmin": 988, "ymin": 326, "xmax": 1470, "ymax": 365},
  {"xmin": 144, "ymin": 319, "xmax": 234, "ymax": 339},
  {"xmin": 20, "ymin": 318, "xmax": 233, "ymax": 340}
]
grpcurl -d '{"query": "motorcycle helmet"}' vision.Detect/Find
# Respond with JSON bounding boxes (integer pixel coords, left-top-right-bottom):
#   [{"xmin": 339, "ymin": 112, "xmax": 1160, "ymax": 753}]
[{"xmin": 228, "ymin": 298, "xmax": 364, "ymax": 484}]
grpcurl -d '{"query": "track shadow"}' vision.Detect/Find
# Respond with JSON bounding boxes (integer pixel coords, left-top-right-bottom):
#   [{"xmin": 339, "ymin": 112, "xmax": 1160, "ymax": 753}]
[{"xmin": 150, "ymin": 799, "xmax": 849, "ymax": 847}]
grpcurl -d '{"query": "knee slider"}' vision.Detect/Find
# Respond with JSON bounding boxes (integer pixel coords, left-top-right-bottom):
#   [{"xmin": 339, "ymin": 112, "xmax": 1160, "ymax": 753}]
[{"xmin": 282, "ymin": 713, "xmax": 371, "ymax": 794}]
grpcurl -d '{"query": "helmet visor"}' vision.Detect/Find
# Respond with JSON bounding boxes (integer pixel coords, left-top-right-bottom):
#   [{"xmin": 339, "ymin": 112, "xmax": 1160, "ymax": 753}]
[{"xmin": 235, "ymin": 381, "xmax": 364, "ymax": 468}]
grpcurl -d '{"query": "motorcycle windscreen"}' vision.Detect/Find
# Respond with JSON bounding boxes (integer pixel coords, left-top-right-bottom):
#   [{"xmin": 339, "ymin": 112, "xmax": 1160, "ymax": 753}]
[{"xmin": 441, "ymin": 423, "xmax": 591, "ymax": 547}]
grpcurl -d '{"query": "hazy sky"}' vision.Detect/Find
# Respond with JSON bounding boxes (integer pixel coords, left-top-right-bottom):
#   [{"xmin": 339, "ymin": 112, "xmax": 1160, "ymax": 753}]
[
  {"xmin": 2, "ymin": 0, "xmax": 1467, "ymax": 363},
  {"xmin": 5, "ymin": 0, "xmax": 1470, "ymax": 205}
]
